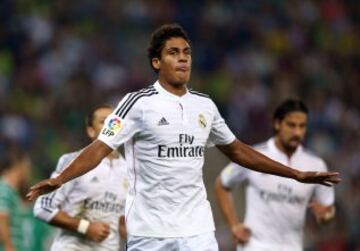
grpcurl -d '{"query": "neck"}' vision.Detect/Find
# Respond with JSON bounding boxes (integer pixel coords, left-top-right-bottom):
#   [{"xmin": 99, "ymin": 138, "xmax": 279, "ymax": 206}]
[
  {"xmin": 158, "ymin": 78, "xmax": 187, "ymax": 97},
  {"xmin": 274, "ymin": 137, "xmax": 296, "ymax": 159},
  {"xmin": 2, "ymin": 172, "xmax": 19, "ymax": 191}
]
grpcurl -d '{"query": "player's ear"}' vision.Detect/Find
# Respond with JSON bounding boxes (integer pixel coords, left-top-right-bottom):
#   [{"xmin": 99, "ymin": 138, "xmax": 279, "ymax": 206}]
[
  {"xmin": 152, "ymin": 58, "xmax": 160, "ymax": 71},
  {"xmin": 86, "ymin": 127, "xmax": 96, "ymax": 139},
  {"xmin": 274, "ymin": 120, "xmax": 280, "ymax": 132}
]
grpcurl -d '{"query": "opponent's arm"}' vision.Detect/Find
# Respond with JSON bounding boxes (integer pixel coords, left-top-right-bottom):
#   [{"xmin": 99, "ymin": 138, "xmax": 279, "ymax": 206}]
[
  {"xmin": 217, "ymin": 139, "xmax": 340, "ymax": 186},
  {"xmin": 0, "ymin": 213, "xmax": 14, "ymax": 251},
  {"xmin": 27, "ymin": 140, "xmax": 112, "ymax": 200}
]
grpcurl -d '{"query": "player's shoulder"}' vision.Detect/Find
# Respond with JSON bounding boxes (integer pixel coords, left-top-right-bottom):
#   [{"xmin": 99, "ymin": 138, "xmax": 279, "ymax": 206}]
[
  {"xmin": 130, "ymin": 85, "xmax": 159, "ymax": 100},
  {"xmin": 188, "ymin": 88, "xmax": 211, "ymax": 100},
  {"xmin": 188, "ymin": 88, "xmax": 215, "ymax": 109},
  {"xmin": 58, "ymin": 151, "xmax": 80, "ymax": 162},
  {"xmin": 253, "ymin": 141, "xmax": 269, "ymax": 152},
  {"xmin": 55, "ymin": 151, "xmax": 81, "ymax": 173},
  {"xmin": 115, "ymin": 85, "xmax": 159, "ymax": 118},
  {"xmin": 0, "ymin": 179, "xmax": 12, "ymax": 194},
  {"xmin": 251, "ymin": 141, "xmax": 271, "ymax": 156},
  {"xmin": 301, "ymin": 148, "xmax": 327, "ymax": 168}
]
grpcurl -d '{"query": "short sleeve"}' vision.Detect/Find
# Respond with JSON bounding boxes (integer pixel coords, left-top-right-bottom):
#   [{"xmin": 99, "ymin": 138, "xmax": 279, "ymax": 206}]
[
  {"xmin": 220, "ymin": 162, "xmax": 248, "ymax": 188},
  {"xmin": 313, "ymin": 160, "xmax": 335, "ymax": 206},
  {"xmin": 98, "ymin": 93, "xmax": 143, "ymax": 149},
  {"xmin": 207, "ymin": 101, "xmax": 236, "ymax": 147},
  {"xmin": 34, "ymin": 154, "xmax": 78, "ymax": 222}
]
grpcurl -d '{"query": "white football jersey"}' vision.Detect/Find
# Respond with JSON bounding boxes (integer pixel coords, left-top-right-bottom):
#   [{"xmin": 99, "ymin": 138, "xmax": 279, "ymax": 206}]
[
  {"xmin": 220, "ymin": 138, "xmax": 335, "ymax": 251},
  {"xmin": 98, "ymin": 81, "xmax": 236, "ymax": 237},
  {"xmin": 34, "ymin": 151, "xmax": 128, "ymax": 251}
]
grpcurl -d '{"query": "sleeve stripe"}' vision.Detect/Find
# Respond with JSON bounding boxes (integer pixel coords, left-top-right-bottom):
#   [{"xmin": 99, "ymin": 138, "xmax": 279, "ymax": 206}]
[
  {"xmin": 115, "ymin": 86, "xmax": 156, "ymax": 117},
  {"xmin": 189, "ymin": 90, "xmax": 210, "ymax": 98},
  {"xmin": 40, "ymin": 191, "xmax": 57, "ymax": 213},
  {"xmin": 40, "ymin": 197, "xmax": 53, "ymax": 213},
  {"xmin": 120, "ymin": 91, "xmax": 159, "ymax": 119}
]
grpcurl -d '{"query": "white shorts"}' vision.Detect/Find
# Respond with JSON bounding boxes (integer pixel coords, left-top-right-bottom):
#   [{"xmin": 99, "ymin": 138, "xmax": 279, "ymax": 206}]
[
  {"xmin": 236, "ymin": 240, "xmax": 302, "ymax": 251},
  {"xmin": 127, "ymin": 231, "xmax": 219, "ymax": 251}
]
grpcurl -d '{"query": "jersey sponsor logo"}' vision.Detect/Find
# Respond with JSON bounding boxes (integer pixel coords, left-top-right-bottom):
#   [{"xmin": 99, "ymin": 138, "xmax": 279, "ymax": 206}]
[
  {"xmin": 198, "ymin": 114, "xmax": 207, "ymax": 129},
  {"xmin": 157, "ymin": 117, "xmax": 169, "ymax": 126},
  {"xmin": 157, "ymin": 133, "xmax": 205, "ymax": 158},
  {"xmin": 83, "ymin": 191, "xmax": 124, "ymax": 214},
  {"xmin": 259, "ymin": 184, "xmax": 306, "ymax": 205}
]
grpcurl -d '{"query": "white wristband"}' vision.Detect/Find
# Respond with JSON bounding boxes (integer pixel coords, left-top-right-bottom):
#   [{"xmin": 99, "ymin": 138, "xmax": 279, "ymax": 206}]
[{"xmin": 77, "ymin": 219, "xmax": 90, "ymax": 234}]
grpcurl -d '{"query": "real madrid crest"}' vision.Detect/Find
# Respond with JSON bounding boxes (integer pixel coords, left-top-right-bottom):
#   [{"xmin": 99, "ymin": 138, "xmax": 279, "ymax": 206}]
[{"xmin": 198, "ymin": 114, "xmax": 207, "ymax": 129}]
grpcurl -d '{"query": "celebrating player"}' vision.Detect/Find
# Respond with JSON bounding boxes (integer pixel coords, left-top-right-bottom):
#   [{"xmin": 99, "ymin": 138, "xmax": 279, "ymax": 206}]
[{"xmin": 27, "ymin": 24, "xmax": 340, "ymax": 251}]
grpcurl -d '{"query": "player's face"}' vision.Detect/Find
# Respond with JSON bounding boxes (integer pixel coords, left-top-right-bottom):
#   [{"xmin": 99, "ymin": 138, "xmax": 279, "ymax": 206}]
[
  {"xmin": 275, "ymin": 111, "xmax": 307, "ymax": 152},
  {"xmin": 16, "ymin": 156, "xmax": 32, "ymax": 197},
  {"xmin": 155, "ymin": 37, "xmax": 191, "ymax": 86},
  {"xmin": 87, "ymin": 107, "xmax": 113, "ymax": 140},
  {"xmin": 18, "ymin": 156, "xmax": 31, "ymax": 184}
]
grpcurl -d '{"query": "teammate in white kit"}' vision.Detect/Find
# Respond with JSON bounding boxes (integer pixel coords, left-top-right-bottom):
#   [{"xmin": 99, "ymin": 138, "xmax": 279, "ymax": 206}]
[
  {"xmin": 27, "ymin": 24, "xmax": 340, "ymax": 251},
  {"xmin": 215, "ymin": 99, "xmax": 336, "ymax": 251},
  {"xmin": 33, "ymin": 105, "xmax": 128, "ymax": 251}
]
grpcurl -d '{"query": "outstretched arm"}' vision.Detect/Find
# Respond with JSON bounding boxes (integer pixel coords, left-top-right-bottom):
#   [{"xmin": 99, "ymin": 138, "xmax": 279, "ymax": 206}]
[
  {"xmin": 27, "ymin": 140, "xmax": 112, "ymax": 200},
  {"xmin": 217, "ymin": 139, "xmax": 340, "ymax": 186}
]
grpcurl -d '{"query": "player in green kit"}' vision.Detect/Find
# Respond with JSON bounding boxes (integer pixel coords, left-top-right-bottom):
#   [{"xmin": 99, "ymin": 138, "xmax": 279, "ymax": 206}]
[{"xmin": 0, "ymin": 148, "xmax": 31, "ymax": 251}]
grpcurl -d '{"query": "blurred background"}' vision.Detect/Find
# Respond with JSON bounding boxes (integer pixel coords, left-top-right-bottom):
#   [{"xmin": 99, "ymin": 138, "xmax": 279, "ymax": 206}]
[{"xmin": 0, "ymin": 0, "xmax": 359, "ymax": 250}]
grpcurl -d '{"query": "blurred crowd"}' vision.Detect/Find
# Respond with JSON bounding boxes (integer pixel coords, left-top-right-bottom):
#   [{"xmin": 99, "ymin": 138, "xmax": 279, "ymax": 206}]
[{"xmin": 0, "ymin": 0, "xmax": 359, "ymax": 250}]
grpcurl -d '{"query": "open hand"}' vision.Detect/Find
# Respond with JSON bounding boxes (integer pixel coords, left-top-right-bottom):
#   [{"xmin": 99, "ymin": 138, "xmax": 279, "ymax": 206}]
[
  {"xmin": 26, "ymin": 178, "xmax": 62, "ymax": 201},
  {"xmin": 296, "ymin": 171, "xmax": 340, "ymax": 186}
]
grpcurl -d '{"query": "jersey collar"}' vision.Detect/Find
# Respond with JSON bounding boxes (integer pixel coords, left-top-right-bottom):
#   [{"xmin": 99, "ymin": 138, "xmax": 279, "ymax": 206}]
[
  {"xmin": 154, "ymin": 81, "xmax": 189, "ymax": 100},
  {"xmin": 267, "ymin": 137, "xmax": 303, "ymax": 161}
]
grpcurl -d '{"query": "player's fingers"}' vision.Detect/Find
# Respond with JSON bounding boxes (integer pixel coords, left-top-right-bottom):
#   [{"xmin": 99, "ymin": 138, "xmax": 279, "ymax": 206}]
[
  {"xmin": 99, "ymin": 232, "xmax": 108, "ymax": 241},
  {"xmin": 322, "ymin": 180, "xmax": 338, "ymax": 187},
  {"xmin": 26, "ymin": 190, "xmax": 39, "ymax": 201},
  {"xmin": 328, "ymin": 176, "xmax": 341, "ymax": 183},
  {"xmin": 244, "ymin": 226, "xmax": 252, "ymax": 234},
  {"xmin": 30, "ymin": 180, "xmax": 49, "ymax": 189},
  {"xmin": 308, "ymin": 202, "xmax": 316, "ymax": 208},
  {"xmin": 103, "ymin": 228, "xmax": 110, "ymax": 237},
  {"xmin": 323, "ymin": 176, "xmax": 341, "ymax": 184},
  {"xmin": 236, "ymin": 236, "xmax": 249, "ymax": 244}
]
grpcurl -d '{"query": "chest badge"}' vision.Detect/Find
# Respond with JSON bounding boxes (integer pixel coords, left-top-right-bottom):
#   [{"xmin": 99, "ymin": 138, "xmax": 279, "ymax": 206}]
[{"xmin": 198, "ymin": 114, "xmax": 207, "ymax": 129}]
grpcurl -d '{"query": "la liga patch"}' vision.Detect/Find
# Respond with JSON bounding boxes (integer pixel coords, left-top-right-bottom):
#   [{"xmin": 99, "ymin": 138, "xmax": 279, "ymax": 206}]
[{"xmin": 108, "ymin": 117, "xmax": 123, "ymax": 132}]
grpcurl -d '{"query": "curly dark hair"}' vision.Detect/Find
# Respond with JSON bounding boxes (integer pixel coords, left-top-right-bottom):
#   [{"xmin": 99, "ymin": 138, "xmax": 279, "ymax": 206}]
[{"xmin": 147, "ymin": 23, "xmax": 190, "ymax": 73}]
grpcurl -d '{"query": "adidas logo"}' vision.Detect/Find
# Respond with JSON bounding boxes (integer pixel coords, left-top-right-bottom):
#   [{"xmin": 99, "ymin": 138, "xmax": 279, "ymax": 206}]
[
  {"xmin": 90, "ymin": 176, "xmax": 99, "ymax": 183},
  {"xmin": 157, "ymin": 117, "xmax": 169, "ymax": 126}
]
